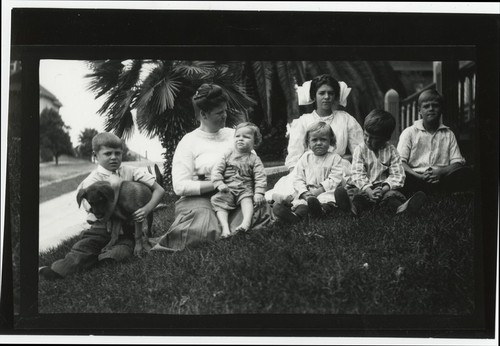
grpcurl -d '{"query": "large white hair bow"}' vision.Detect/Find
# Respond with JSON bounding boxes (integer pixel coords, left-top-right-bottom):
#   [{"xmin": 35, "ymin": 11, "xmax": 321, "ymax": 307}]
[{"xmin": 296, "ymin": 80, "xmax": 351, "ymax": 107}]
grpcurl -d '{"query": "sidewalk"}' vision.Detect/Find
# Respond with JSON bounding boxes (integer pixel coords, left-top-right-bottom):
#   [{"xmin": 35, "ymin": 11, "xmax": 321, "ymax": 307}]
[{"xmin": 39, "ymin": 190, "xmax": 88, "ymax": 252}]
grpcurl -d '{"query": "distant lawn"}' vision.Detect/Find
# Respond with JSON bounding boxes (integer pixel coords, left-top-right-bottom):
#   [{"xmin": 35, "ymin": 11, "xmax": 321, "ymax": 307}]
[
  {"xmin": 39, "ymin": 173, "xmax": 90, "ymax": 203},
  {"xmin": 39, "ymin": 178, "xmax": 475, "ymax": 315},
  {"xmin": 40, "ymin": 155, "xmax": 96, "ymax": 185}
]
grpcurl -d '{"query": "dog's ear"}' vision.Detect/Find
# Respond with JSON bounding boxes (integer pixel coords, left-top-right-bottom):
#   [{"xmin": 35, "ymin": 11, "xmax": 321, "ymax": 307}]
[
  {"xmin": 154, "ymin": 164, "xmax": 164, "ymax": 186},
  {"xmin": 76, "ymin": 188, "xmax": 87, "ymax": 208},
  {"xmin": 100, "ymin": 185, "xmax": 115, "ymax": 204}
]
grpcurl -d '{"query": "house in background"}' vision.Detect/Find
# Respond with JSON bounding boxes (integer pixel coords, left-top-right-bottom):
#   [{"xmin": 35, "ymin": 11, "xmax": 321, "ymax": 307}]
[
  {"xmin": 39, "ymin": 84, "xmax": 63, "ymax": 113},
  {"xmin": 10, "ymin": 61, "xmax": 63, "ymax": 115}
]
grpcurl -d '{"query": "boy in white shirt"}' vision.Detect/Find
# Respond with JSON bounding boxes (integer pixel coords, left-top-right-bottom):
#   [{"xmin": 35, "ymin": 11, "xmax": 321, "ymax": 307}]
[{"xmin": 397, "ymin": 89, "xmax": 473, "ymax": 195}]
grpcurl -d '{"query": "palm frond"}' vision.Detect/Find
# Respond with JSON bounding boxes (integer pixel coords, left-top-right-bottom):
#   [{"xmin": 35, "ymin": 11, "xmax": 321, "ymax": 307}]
[
  {"xmin": 103, "ymin": 106, "xmax": 135, "ymax": 140},
  {"xmin": 173, "ymin": 61, "xmax": 216, "ymax": 79},
  {"xmin": 276, "ymin": 61, "xmax": 300, "ymax": 122},
  {"xmin": 251, "ymin": 61, "xmax": 274, "ymax": 125},
  {"xmin": 85, "ymin": 60, "xmax": 124, "ymax": 99}
]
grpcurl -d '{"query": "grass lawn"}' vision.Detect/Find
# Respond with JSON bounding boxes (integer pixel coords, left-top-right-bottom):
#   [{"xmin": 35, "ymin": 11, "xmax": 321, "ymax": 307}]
[
  {"xmin": 40, "ymin": 155, "xmax": 96, "ymax": 185},
  {"xmin": 38, "ymin": 171, "xmax": 475, "ymax": 315}
]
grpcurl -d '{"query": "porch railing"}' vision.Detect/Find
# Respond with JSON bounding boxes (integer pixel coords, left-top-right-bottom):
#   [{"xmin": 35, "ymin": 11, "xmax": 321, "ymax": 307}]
[{"xmin": 385, "ymin": 61, "xmax": 476, "ymax": 142}]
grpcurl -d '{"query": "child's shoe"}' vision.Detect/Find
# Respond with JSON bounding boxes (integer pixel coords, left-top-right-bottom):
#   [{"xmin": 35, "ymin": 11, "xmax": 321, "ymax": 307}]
[
  {"xmin": 38, "ymin": 266, "xmax": 63, "ymax": 280},
  {"xmin": 273, "ymin": 202, "xmax": 301, "ymax": 223},
  {"xmin": 334, "ymin": 186, "xmax": 354, "ymax": 214},
  {"xmin": 396, "ymin": 191, "xmax": 427, "ymax": 214},
  {"xmin": 351, "ymin": 194, "xmax": 372, "ymax": 215},
  {"xmin": 306, "ymin": 196, "xmax": 324, "ymax": 217}
]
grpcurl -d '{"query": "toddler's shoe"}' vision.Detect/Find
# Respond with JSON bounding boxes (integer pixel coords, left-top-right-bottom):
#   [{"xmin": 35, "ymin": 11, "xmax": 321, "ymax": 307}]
[
  {"xmin": 396, "ymin": 191, "xmax": 427, "ymax": 214},
  {"xmin": 306, "ymin": 196, "xmax": 324, "ymax": 218},
  {"xmin": 38, "ymin": 266, "xmax": 63, "ymax": 281},
  {"xmin": 273, "ymin": 202, "xmax": 301, "ymax": 223}
]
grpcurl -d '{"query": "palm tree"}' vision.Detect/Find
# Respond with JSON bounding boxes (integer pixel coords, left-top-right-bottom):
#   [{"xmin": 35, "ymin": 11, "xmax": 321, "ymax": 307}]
[{"xmin": 85, "ymin": 60, "xmax": 256, "ymax": 192}]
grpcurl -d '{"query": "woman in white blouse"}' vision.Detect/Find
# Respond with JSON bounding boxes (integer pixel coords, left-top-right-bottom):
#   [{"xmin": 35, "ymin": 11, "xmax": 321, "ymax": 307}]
[
  {"xmin": 265, "ymin": 74, "xmax": 364, "ymax": 202},
  {"xmin": 152, "ymin": 84, "xmax": 274, "ymax": 251}
]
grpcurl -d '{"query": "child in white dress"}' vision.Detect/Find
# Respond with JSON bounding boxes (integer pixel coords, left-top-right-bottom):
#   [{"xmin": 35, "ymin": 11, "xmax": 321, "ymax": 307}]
[{"xmin": 272, "ymin": 121, "xmax": 350, "ymax": 222}]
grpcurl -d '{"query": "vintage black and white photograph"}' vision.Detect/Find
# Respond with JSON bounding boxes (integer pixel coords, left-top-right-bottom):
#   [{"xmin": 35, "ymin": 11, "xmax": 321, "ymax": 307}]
[{"xmin": 2, "ymin": 2, "xmax": 498, "ymax": 345}]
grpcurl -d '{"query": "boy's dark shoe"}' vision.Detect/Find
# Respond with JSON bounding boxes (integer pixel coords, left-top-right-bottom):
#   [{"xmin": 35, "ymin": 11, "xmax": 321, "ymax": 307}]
[
  {"xmin": 334, "ymin": 186, "xmax": 354, "ymax": 214},
  {"xmin": 352, "ymin": 194, "xmax": 372, "ymax": 216},
  {"xmin": 39, "ymin": 266, "xmax": 63, "ymax": 281},
  {"xmin": 321, "ymin": 202, "xmax": 337, "ymax": 216},
  {"xmin": 273, "ymin": 202, "xmax": 301, "ymax": 223},
  {"xmin": 396, "ymin": 191, "xmax": 427, "ymax": 214},
  {"xmin": 306, "ymin": 196, "xmax": 324, "ymax": 217}
]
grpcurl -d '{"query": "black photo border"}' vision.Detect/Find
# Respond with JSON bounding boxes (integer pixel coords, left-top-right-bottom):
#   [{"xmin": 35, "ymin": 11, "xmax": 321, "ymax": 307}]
[{"xmin": 2, "ymin": 7, "xmax": 498, "ymax": 341}]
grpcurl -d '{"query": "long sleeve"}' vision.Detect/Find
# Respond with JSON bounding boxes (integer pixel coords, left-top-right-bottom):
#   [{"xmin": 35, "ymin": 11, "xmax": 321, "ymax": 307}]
[
  {"xmin": 384, "ymin": 146, "xmax": 406, "ymax": 190},
  {"xmin": 285, "ymin": 118, "xmax": 307, "ymax": 169},
  {"xmin": 172, "ymin": 136, "xmax": 201, "ymax": 196},
  {"xmin": 320, "ymin": 154, "xmax": 344, "ymax": 192},
  {"xmin": 350, "ymin": 146, "xmax": 371, "ymax": 190},
  {"xmin": 292, "ymin": 155, "xmax": 309, "ymax": 197},
  {"xmin": 210, "ymin": 153, "xmax": 228, "ymax": 189}
]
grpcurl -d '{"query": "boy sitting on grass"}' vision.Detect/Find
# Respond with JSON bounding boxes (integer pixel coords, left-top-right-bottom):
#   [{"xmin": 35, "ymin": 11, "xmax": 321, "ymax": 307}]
[
  {"xmin": 397, "ymin": 89, "xmax": 473, "ymax": 195},
  {"xmin": 39, "ymin": 132, "xmax": 165, "ymax": 280},
  {"xmin": 335, "ymin": 109, "xmax": 426, "ymax": 216}
]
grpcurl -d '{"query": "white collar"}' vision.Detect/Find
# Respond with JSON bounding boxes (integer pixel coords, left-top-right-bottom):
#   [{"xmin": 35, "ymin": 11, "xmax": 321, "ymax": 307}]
[
  {"xmin": 414, "ymin": 119, "xmax": 449, "ymax": 132},
  {"xmin": 96, "ymin": 165, "xmax": 119, "ymax": 175}
]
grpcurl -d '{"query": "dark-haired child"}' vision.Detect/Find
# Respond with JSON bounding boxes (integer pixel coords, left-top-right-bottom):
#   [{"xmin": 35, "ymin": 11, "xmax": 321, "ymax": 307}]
[
  {"xmin": 337, "ymin": 110, "xmax": 426, "ymax": 215},
  {"xmin": 211, "ymin": 122, "xmax": 267, "ymax": 237},
  {"xmin": 273, "ymin": 121, "xmax": 349, "ymax": 222},
  {"xmin": 39, "ymin": 132, "xmax": 165, "ymax": 280}
]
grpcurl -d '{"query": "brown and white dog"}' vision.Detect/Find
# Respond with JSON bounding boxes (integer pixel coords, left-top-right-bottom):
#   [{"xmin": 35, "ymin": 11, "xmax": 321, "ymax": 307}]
[{"xmin": 77, "ymin": 177, "xmax": 153, "ymax": 256}]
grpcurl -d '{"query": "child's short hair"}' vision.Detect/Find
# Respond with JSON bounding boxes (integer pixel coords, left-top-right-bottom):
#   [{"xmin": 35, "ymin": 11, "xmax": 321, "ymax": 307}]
[
  {"xmin": 235, "ymin": 121, "xmax": 262, "ymax": 148},
  {"xmin": 418, "ymin": 89, "xmax": 443, "ymax": 107},
  {"xmin": 303, "ymin": 121, "xmax": 336, "ymax": 149},
  {"xmin": 92, "ymin": 132, "xmax": 123, "ymax": 152},
  {"xmin": 364, "ymin": 109, "xmax": 396, "ymax": 140}
]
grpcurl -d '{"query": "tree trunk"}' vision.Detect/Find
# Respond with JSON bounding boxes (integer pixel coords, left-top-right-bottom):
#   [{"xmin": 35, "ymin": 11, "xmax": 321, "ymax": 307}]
[{"xmin": 160, "ymin": 132, "xmax": 185, "ymax": 195}]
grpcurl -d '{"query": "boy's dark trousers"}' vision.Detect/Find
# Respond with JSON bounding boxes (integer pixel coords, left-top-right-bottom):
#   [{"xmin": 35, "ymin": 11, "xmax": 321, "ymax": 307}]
[
  {"xmin": 50, "ymin": 223, "xmax": 134, "ymax": 277},
  {"xmin": 402, "ymin": 165, "xmax": 473, "ymax": 196}
]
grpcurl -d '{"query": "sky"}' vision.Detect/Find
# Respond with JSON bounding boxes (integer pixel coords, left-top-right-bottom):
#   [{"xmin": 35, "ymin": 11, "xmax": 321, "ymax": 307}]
[{"xmin": 39, "ymin": 60, "xmax": 165, "ymax": 162}]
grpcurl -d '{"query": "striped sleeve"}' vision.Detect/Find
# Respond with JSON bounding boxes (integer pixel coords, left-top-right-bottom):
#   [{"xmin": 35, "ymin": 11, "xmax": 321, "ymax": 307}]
[
  {"xmin": 385, "ymin": 145, "xmax": 406, "ymax": 190},
  {"xmin": 350, "ymin": 145, "xmax": 371, "ymax": 190}
]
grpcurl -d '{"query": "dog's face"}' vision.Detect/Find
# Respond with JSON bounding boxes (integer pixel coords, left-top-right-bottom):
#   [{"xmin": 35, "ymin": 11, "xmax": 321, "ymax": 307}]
[{"xmin": 77, "ymin": 181, "xmax": 115, "ymax": 219}]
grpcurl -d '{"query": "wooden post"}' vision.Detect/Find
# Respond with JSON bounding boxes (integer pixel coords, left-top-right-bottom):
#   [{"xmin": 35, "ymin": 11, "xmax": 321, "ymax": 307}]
[
  {"xmin": 384, "ymin": 89, "xmax": 400, "ymax": 144},
  {"xmin": 433, "ymin": 61, "xmax": 442, "ymax": 94},
  {"xmin": 441, "ymin": 61, "xmax": 459, "ymax": 135}
]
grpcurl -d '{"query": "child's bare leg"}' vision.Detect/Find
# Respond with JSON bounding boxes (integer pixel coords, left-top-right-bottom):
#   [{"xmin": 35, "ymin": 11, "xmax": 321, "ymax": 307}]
[
  {"xmin": 216, "ymin": 210, "xmax": 231, "ymax": 238},
  {"xmin": 235, "ymin": 197, "xmax": 253, "ymax": 232}
]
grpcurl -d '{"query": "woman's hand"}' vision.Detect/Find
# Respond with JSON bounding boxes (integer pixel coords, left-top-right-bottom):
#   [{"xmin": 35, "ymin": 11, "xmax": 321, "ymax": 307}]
[
  {"xmin": 132, "ymin": 206, "xmax": 151, "ymax": 223},
  {"xmin": 253, "ymin": 193, "xmax": 266, "ymax": 208}
]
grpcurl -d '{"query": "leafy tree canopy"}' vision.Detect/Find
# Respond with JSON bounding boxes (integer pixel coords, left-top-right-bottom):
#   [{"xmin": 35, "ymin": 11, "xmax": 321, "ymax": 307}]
[{"xmin": 40, "ymin": 108, "xmax": 74, "ymax": 165}]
